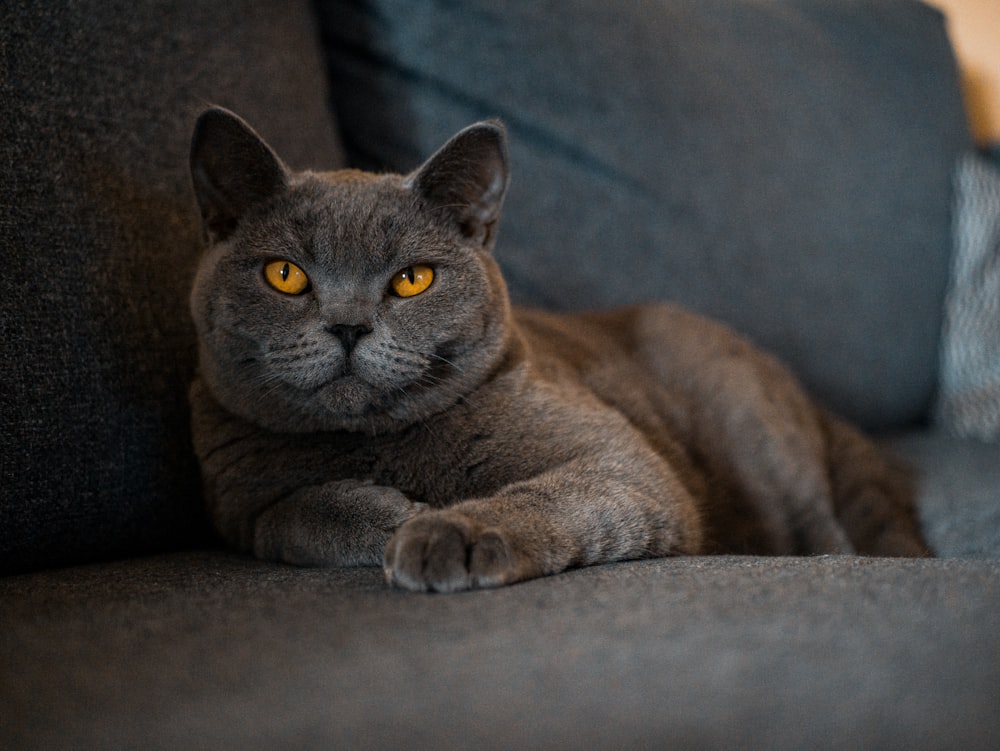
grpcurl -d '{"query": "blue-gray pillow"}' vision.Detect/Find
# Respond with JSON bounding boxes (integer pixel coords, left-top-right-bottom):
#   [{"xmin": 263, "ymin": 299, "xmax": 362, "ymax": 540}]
[
  {"xmin": 0, "ymin": 1, "xmax": 342, "ymax": 573},
  {"xmin": 317, "ymin": 0, "xmax": 970, "ymax": 430},
  {"xmin": 936, "ymin": 150, "xmax": 1000, "ymax": 441}
]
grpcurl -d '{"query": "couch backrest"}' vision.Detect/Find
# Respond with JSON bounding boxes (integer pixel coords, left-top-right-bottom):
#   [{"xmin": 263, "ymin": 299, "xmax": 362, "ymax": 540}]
[
  {"xmin": 0, "ymin": 1, "xmax": 342, "ymax": 574},
  {"xmin": 317, "ymin": 0, "xmax": 971, "ymax": 430}
]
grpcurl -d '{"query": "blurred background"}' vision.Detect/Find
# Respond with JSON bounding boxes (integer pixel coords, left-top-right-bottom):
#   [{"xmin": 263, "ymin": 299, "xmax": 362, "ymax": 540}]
[{"xmin": 928, "ymin": 0, "xmax": 1000, "ymax": 145}]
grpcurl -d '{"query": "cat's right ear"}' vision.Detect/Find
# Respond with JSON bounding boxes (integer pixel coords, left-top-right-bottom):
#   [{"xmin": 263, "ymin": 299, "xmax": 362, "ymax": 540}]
[
  {"xmin": 190, "ymin": 107, "xmax": 289, "ymax": 243},
  {"xmin": 406, "ymin": 121, "xmax": 510, "ymax": 252}
]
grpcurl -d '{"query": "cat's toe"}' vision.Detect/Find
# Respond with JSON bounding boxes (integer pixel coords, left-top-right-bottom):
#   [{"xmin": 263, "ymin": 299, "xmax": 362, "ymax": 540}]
[
  {"xmin": 467, "ymin": 529, "xmax": 517, "ymax": 588},
  {"xmin": 384, "ymin": 513, "xmax": 518, "ymax": 592}
]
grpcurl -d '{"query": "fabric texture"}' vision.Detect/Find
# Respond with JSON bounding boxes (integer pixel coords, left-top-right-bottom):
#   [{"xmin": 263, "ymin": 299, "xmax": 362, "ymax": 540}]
[
  {"xmin": 936, "ymin": 150, "xmax": 1000, "ymax": 441},
  {"xmin": 317, "ymin": 0, "xmax": 970, "ymax": 430},
  {"xmin": 2, "ymin": 551, "xmax": 998, "ymax": 750},
  {"xmin": 0, "ymin": 1, "xmax": 343, "ymax": 574},
  {"xmin": 3, "ymin": 429, "xmax": 998, "ymax": 749}
]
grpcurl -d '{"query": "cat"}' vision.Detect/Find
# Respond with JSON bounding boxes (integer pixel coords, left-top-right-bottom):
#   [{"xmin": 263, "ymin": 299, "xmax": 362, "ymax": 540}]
[{"xmin": 188, "ymin": 106, "xmax": 930, "ymax": 592}]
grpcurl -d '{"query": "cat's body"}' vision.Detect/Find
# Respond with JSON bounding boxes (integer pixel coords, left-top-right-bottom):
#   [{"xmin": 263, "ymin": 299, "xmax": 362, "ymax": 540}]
[{"xmin": 189, "ymin": 108, "xmax": 929, "ymax": 592}]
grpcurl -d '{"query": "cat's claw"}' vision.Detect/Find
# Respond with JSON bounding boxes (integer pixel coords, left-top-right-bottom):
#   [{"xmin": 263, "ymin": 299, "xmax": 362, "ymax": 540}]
[{"xmin": 384, "ymin": 512, "xmax": 519, "ymax": 592}]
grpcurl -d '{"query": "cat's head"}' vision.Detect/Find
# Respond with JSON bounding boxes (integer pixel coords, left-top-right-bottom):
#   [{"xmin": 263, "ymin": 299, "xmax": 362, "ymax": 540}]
[{"xmin": 189, "ymin": 107, "xmax": 513, "ymax": 434}]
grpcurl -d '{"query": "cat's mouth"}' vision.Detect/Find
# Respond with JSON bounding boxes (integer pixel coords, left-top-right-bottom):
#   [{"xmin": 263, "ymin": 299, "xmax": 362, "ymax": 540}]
[
  {"xmin": 265, "ymin": 339, "xmax": 469, "ymax": 428},
  {"xmin": 312, "ymin": 372, "xmax": 394, "ymax": 419}
]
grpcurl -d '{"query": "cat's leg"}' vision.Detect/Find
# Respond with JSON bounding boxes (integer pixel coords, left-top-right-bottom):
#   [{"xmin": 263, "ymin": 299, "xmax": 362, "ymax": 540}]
[
  {"xmin": 695, "ymin": 362, "xmax": 854, "ymax": 554},
  {"xmin": 658, "ymin": 345, "xmax": 926, "ymax": 556},
  {"xmin": 633, "ymin": 305, "xmax": 854, "ymax": 555},
  {"xmin": 822, "ymin": 413, "xmax": 931, "ymax": 557},
  {"xmin": 720, "ymin": 402, "xmax": 929, "ymax": 557},
  {"xmin": 253, "ymin": 480, "xmax": 427, "ymax": 567},
  {"xmin": 384, "ymin": 452, "xmax": 702, "ymax": 592},
  {"xmin": 688, "ymin": 367, "xmax": 856, "ymax": 555}
]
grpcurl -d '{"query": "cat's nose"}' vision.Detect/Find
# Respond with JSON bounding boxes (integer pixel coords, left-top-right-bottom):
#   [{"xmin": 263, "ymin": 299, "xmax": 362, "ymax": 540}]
[{"xmin": 327, "ymin": 323, "xmax": 372, "ymax": 354}]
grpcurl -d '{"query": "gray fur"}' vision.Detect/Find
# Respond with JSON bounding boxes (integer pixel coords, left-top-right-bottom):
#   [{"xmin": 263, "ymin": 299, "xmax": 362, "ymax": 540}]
[{"xmin": 188, "ymin": 107, "xmax": 929, "ymax": 592}]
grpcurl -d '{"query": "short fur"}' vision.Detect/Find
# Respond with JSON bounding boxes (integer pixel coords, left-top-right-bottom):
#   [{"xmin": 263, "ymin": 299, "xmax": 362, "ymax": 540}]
[{"xmin": 188, "ymin": 108, "xmax": 930, "ymax": 592}]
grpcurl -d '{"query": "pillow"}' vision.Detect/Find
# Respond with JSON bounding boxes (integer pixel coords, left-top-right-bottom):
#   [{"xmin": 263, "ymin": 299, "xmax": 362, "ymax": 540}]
[
  {"xmin": 316, "ymin": 0, "xmax": 970, "ymax": 430},
  {"xmin": 935, "ymin": 150, "xmax": 1000, "ymax": 441},
  {"xmin": 0, "ymin": 1, "xmax": 342, "ymax": 574}
]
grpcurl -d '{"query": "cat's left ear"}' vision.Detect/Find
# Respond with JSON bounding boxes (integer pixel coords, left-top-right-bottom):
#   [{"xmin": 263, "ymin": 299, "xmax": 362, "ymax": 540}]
[
  {"xmin": 407, "ymin": 121, "xmax": 510, "ymax": 251},
  {"xmin": 190, "ymin": 106, "xmax": 290, "ymax": 243}
]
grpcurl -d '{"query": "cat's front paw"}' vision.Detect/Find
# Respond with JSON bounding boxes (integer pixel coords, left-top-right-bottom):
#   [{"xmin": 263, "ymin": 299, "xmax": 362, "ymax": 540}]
[
  {"xmin": 252, "ymin": 482, "xmax": 428, "ymax": 568},
  {"xmin": 384, "ymin": 511, "xmax": 520, "ymax": 592}
]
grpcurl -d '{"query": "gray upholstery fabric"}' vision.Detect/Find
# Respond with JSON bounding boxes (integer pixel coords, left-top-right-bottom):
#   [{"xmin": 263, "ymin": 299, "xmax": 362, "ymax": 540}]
[
  {"xmin": 887, "ymin": 431, "xmax": 1000, "ymax": 557},
  {"xmin": 0, "ymin": 1, "xmax": 342, "ymax": 573},
  {"xmin": 317, "ymin": 0, "xmax": 970, "ymax": 429},
  {"xmin": 2, "ymin": 550, "xmax": 998, "ymax": 750},
  {"xmin": 2, "ymin": 428, "xmax": 998, "ymax": 749}
]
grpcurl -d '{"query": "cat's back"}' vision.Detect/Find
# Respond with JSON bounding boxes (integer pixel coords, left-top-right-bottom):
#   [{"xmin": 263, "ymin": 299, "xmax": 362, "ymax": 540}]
[
  {"xmin": 512, "ymin": 301, "xmax": 814, "ymax": 445},
  {"xmin": 513, "ymin": 301, "xmax": 772, "ymax": 391}
]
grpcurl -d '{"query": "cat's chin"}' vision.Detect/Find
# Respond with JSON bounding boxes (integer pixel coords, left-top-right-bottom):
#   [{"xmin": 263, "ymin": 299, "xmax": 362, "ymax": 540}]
[
  {"xmin": 216, "ymin": 370, "xmax": 445, "ymax": 436},
  {"xmin": 316, "ymin": 377, "xmax": 376, "ymax": 419},
  {"xmin": 309, "ymin": 376, "xmax": 417, "ymax": 434}
]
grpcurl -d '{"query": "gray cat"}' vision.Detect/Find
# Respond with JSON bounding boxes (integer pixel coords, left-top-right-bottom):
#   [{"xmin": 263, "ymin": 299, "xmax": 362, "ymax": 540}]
[{"xmin": 188, "ymin": 107, "xmax": 929, "ymax": 592}]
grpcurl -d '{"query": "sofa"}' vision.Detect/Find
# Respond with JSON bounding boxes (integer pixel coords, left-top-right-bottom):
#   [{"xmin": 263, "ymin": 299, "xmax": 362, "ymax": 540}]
[{"xmin": 2, "ymin": 1, "xmax": 999, "ymax": 748}]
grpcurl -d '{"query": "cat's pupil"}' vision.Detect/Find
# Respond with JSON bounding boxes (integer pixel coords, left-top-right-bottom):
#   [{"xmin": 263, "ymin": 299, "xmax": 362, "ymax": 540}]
[
  {"xmin": 280, "ymin": 263, "xmax": 290, "ymax": 282},
  {"xmin": 405, "ymin": 267, "xmax": 415, "ymax": 284}
]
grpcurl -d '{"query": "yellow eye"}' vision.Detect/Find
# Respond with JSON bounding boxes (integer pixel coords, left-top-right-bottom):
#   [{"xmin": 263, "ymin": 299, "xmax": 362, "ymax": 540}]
[
  {"xmin": 390, "ymin": 265, "xmax": 434, "ymax": 298},
  {"xmin": 264, "ymin": 260, "xmax": 309, "ymax": 295}
]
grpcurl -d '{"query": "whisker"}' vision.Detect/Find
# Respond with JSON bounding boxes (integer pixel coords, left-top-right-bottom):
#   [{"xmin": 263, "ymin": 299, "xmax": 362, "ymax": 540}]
[{"xmin": 429, "ymin": 352, "xmax": 464, "ymax": 373}]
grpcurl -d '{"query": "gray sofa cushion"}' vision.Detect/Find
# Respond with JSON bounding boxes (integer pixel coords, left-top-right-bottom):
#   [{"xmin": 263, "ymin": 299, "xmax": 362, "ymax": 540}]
[
  {"xmin": 887, "ymin": 431, "xmax": 1000, "ymax": 557},
  {"xmin": 2, "ymin": 551, "xmax": 998, "ymax": 750},
  {"xmin": 3, "ymin": 427, "xmax": 997, "ymax": 748},
  {"xmin": 0, "ymin": 1, "xmax": 342, "ymax": 573},
  {"xmin": 318, "ymin": 0, "xmax": 970, "ymax": 430}
]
